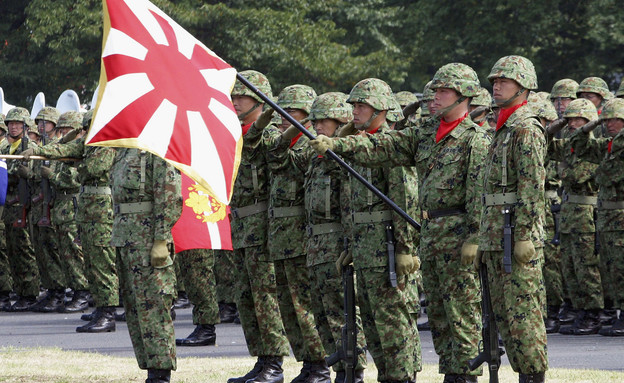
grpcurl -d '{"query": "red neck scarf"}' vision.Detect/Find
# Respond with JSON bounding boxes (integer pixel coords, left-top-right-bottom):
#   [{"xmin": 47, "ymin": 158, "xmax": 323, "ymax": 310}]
[
  {"xmin": 479, "ymin": 121, "xmax": 486, "ymax": 127},
  {"xmin": 436, "ymin": 113, "xmax": 467, "ymax": 143},
  {"xmin": 289, "ymin": 131, "xmax": 303, "ymax": 148},
  {"xmin": 608, "ymin": 140, "xmax": 613, "ymax": 153},
  {"xmin": 496, "ymin": 100, "xmax": 527, "ymax": 131},
  {"xmin": 241, "ymin": 121, "xmax": 253, "ymax": 136},
  {"xmin": 598, "ymin": 109, "xmax": 602, "ymax": 115}
]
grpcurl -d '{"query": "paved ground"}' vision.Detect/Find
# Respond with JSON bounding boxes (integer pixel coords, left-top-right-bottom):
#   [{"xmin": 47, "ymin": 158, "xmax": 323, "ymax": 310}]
[{"xmin": 1, "ymin": 307, "xmax": 622, "ymax": 371}]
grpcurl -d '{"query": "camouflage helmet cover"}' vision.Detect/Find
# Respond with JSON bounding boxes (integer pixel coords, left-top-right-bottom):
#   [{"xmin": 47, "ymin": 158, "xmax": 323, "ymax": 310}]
[
  {"xmin": 487, "ymin": 55, "xmax": 538, "ymax": 90},
  {"xmin": 0, "ymin": 113, "xmax": 6, "ymax": 132},
  {"xmin": 82, "ymin": 109, "xmax": 94, "ymax": 128},
  {"xmin": 232, "ymin": 70, "xmax": 272, "ymax": 103},
  {"xmin": 577, "ymin": 77, "xmax": 612, "ymax": 100},
  {"xmin": 529, "ymin": 99, "xmax": 558, "ymax": 121},
  {"xmin": 347, "ymin": 78, "xmax": 394, "ymax": 111},
  {"xmin": 562, "ymin": 98, "xmax": 598, "ymax": 122},
  {"xmin": 470, "ymin": 88, "xmax": 492, "ymax": 107},
  {"xmin": 57, "ymin": 111, "xmax": 83, "ymax": 130},
  {"xmin": 28, "ymin": 124, "xmax": 40, "ymax": 135},
  {"xmin": 309, "ymin": 92, "xmax": 353, "ymax": 124},
  {"xmin": 421, "ymin": 81, "xmax": 434, "ymax": 102},
  {"xmin": 430, "ymin": 63, "xmax": 481, "ymax": 97},
  {"xmin": 550, "ymin": 79, "xmax": 578, "ymax": 99},
  {"xmin": 277, "ymin": 84, "xmax": 317, "ymax": 114},
  {"xmin": 599, "ymin": 98, "xmax": 624, "ymax": 121},
  {"xmin": 35, "ymin": 106, "xmax": 61, "ymax": 125},
  {"xmin": 4, "ymin": 107, "xmax": 31, "ymax": 124},
  {"xmin": 617, "ymin": 79, "xmax": 624, "ymax": 98},
  {"xmin": 394, "ymin": 91, "xmax": 418, "ymax": 108}
]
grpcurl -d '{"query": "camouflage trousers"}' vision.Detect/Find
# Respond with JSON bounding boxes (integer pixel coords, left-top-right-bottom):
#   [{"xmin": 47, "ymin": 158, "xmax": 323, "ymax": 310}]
[
  {"xmin": 599, "ymin": 231, "xmax": 624, "ymax": 309},
  {"xmin": 482, "ymin": 249, "xmax": 548, "ymax": 374},
  {"xmin": 3, "ymin": 205, "xmax": 39, "ymax": 297},
  {"xmin": 177, "ymin": 248, "xmax": 219, "ymax": 325},
  {"xmin": 55, "ymin": 221, "xmax": 88, "ymax": 291},
  {"xmin": 543, "ymin": 225, "xmax": 564, "ymax": 308},
  {"xmin": 80, "ymin": 221, "xmax": 119, "ymax": 307},
  {"xmin": 560, "ymin": 232, "xmax": 603, "ymax": 310},
  {"xmin": 0, "ymin": 225, "xmax": 12, "ymax": 293},
  {"xmin": 174, "ymin": 255, "xmax": 185, "ymax": 293},
  {"xmin": 215, "ymin": 249, "xmax": 237, "ymax": 304},
  {"xmin": 356, "ymin": 266, "xmax": 420, "ymax": 382},
  {"xmin": 308, "ymin": 261, "xmax": 367, "ymax": 372},
  {"xmin": 33, "ymin": 225, "xmax": 66, "ymax": 290},
  {"xmin": 275, "ymin": 255, "xmax": 325, "ymax": 362},
  {"xmin": 117, "ymin": 246, "xmax": 176, "ymax": 370},
  {"xmin": 233, "ymin": 245, "xmax": 290, "ymax": 357},
  {"xmin": 421, "ymin": 243, "xmax": 481, "ymax": 376}
]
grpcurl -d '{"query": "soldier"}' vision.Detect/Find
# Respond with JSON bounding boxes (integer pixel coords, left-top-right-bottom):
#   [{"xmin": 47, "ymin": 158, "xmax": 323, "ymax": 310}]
[
  {"xmin": 478, "ymin": 55, "xmax": 547, "ymax": 383},
  {"xmin": 568, "ymin": 98, "xmax": 624, "ymax": 337},
  {"xmin": 550, "ymin": 79, "xmax": 579, "ymax": 119},
  {"xmin": 0, "ymin": 117, "xmax": 12, "ymax": 311},
  {"xmin": 2, "ymin": 107, "xmax": 40, "ymax": 311},
  {"xmin": 547, "ymin": 98, "xmax": 603, "ymax": 335},
  {"xmin": 310, "ymin": 78, "xmax": 421, "ymax": 383},
  {"xmin": 22, "ymin": 110, "xmax": 120, "ymax": 332},
  {"xmin": 419, "ymin": 81, "xmax": 434, "ymax": 119},
  {"xmin": 469, "ymin": 88, "xmax": 492, "ymax": 127},
  {"xmin": 174, "ymin": 248, "xmax": 219, "ymax": 347},
  {"xmin": 227, "ymin": 70, "xmax": 291, "ymax": 383}
]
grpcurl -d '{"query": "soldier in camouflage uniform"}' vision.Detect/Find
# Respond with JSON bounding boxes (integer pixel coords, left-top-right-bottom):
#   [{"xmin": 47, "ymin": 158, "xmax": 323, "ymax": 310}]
[
  {"xmin": 227, "ymin": 70, "xmax": 291, "ymax": 383},
  {"xmin": 478, "ymin": 56, "xmax": 547, "ymax": 383},
  {"xmin": 419, "ymin": 81, "xmax": 434, "ymax": 119},
  {"xmin": 311, "ymin": 78, "xmax": 421, "ymax": 383},
  {"xmin": 23, "ymin": 110, "xmax": 120, "ymax": 332},
  {"xmin": 550, "ymin": 79, "xmax": 578, "ymax": 119},
  {"xmin": 313, "ymin": 65, "xmax": 489, "ymax": 383},
  {"xmin": 0, "ymin": 118, "xmax": 12, "ymax": 311},
  {"xmin": 568, "ymin": 98, "xmax": 624, "ymax": 337},
  {"xmin": 469, "ymin": 88, "xmax": 492, "ymax": 128},
  {"xmin": 577, "ymin": 77, "xmax": 612, "ymax": 115},
  {"xmin": 2, "ymin": 107, "xmax": 40, "ymax": 311},
  {"xmin": 547, "ymin": 98, "xmax": 604, "ymax": 335}
]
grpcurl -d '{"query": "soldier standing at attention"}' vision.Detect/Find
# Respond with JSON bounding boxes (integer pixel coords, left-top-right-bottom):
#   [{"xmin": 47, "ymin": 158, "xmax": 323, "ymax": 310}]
[
  {"xmin": 478, "ymin": 55, "xmax": 547, "ymax": 383},
  {"xmin": 0, "ymin": 117, "xmax": 12, "ymax": 311}
]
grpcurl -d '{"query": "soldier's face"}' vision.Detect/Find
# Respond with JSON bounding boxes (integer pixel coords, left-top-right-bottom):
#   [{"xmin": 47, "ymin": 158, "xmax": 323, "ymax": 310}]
[
  {"xmin": 28, "ymin": 132, "xmax": 40, "ymax": 143},
  {"xmin": 7, "ymin": 121, "xmax": 24, "ymax": 138},
  {"xmin": 231, "ymin": 95, "xmax": 257, "ymax": 117},
  {"xmin": 605, "ymin": 118, "xmax": 624, "ymax": 137},
  {"xmin": 579, "ymin": 92, "xmax": 602, "ymax": 108},
  {"xmin": 492, "ymin": 78, "xmax": 522, "ymax": 106},
  {"xmin": 280, "ymin": 108, "xmax": 307, "ymax": 131},
  {"xmin": 313, "ymin": 118, "xmax": 339, "ymax": 137},
  {"xmin": 433, "ymin": 88, "xmax": 460, "ymax": 116},
  {"xmin": 427, "ymin": 100, "xmax": 436, "ymax": 115},
  {"xmin": 567, "ymin": 117, "xmax": 588, "ymax": 131},
  {"xmin": 553, "ymin": 97, "xmax": 572, "ymax": 116}
]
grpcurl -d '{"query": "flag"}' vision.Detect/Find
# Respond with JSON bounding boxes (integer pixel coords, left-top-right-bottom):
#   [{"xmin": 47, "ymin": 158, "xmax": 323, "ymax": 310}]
[
  {"xmin": 172, "ymin": 173, "xmax": 232, "ymax": 252},
  {"xmin": 0, "ymin": 160, "xmax": 6, "ymax": 206},
  {"xmin": 86, "ymin": 0, "xmax": 242, "ymax": 206}
]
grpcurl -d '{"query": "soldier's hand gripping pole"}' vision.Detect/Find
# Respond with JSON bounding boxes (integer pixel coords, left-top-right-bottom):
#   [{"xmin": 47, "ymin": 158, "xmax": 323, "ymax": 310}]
[
  {"xmin": 469, "ymin": 263, "xmax": 504, "ymax": 383},
  {"xmin": 236, "ymin": 72, "xmax": 421, "ymax": 231}
]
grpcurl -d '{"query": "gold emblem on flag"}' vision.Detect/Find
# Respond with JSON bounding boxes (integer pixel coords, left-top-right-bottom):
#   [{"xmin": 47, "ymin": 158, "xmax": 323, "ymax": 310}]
[{"xmin": 185, "ymin": 183, "xmax": 226, "ymax": 223}]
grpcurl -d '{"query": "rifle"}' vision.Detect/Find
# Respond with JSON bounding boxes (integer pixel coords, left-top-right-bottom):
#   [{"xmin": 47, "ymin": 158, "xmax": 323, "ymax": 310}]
[
  {"xmin": 385, "ymin": 225, "xmax": 398, "ymax": 288},
  {"xmin": 502, "ymin": 207, "xmax": 513, "ymax": 274},
  {"xmin": 469, "ymin": 263, "xmax": 505, "ymax": 383},
  {"xmin": 550, "ymin": 202, "xmax": 561, "ymax": 246},
  {"xmin": 325, "ymin": 263, "xmax": 359, "ymax": 383},
  {"xmin": 13, "ymin": 135, "xmax": 31, "ymax": 228}
]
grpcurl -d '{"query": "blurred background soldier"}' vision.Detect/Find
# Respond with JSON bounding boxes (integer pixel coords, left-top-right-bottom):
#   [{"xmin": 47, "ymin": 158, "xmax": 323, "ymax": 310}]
[
  {"xmin": 469, "ymin": 87, "xmax": 492, "ymax": 128},
  {"xmin": 577, "ymin": 77, "xmax": 612, "ymax": 137},
  {"xmin": 550, "ymin": 79, "xmax": 579, "ymax": 119}
]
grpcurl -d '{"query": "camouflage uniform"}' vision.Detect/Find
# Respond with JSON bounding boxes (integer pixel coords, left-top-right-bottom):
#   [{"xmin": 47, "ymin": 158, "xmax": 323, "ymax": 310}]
[
  {"xmin": 2, "ymin": 107, "xmax": 40, "ymax": 308},
  {"xmin": 577, "ymin": 77, "xmax": 613, "ymax": 137},
  {"xmin": 176, "ymin": 248, "xmax": 219, "ymax": 326},
  {"xmin": 617, "ymin": 79, "xmax": 624, "ymax": 98},
  {"xmin": 569, "ymin": 98, "xmax": 624, "ymax": 334},
  {"xmin": 110, "ymin": 148, "xmax": 181, "ymax": 370},
  {"xmin": 479, "ymin": 56, "xmax": 547, "ymax": 375},
  {"xmin": 214, "ymin": 249, "xmax": 237, "ymax": 304},
  {"xmin": 0, "ymin": 135, "xmax": 12, "ymax": 309}
]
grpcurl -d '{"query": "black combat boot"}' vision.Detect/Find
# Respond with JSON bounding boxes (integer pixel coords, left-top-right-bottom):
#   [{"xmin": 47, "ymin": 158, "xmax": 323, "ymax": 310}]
[
  {"xmin": 334, "ymin": 371, "xmax": 345, "ymax": 383},
  {"xmin": 301, "ymin": 361, "xmax": 331, "ymax": 383},
  {"xmin": 76, "ymin": 306, "xmax": 116, "ymax": 333},
  {"xmin": 81, "ymin": 308, "xmax": 98, "ymax": 321},
  {"xmin": 36, "ymin": 289, "xmax": 66, "ymax": 313},
  {"xmin": 146, "ymin": 368, "xmax": 171, "ymax": 383},
  {"xmin": 599, "ymin": 308, "xmax": 618, "ymax": 325},
  {"xmin": 9, "ymin": 295, "xmax": 37, "ymax": 312},
  {"xmin": 176, "ymin": 324, "xmax": 216, "ymax": 346},
  {"xmin": 173, "ymin": 291, "xmax": 191, "ymax": 309},
  {"xmin": 599, "ymin": 310, "xmax": 624, "ymax": 337},
  {"xmin": 115, "ymin": 311, "xmax": 126, "ymax": 321},
  {"xmin": 61, "ymin": 290, "xmax": 91, "ymax": 313},
  {"xmin": 572, "ymin": 308, "xmax": 602, "ymax": 335},
  {"xmin": 519, "ymin": 372, "xmax": 545, "ymax": 383},
  {"xmin": 219, "ymin": 301, "xmax": 239, "ymax": 323},
  {"xmin": 290, "ymin": 361, "xmax": 311, "ymax": 383},
  {"xmin": 0, "ymin": 291, "xmax": 11, "ymax": 311},
  {"xmin": 558, "ymin": 299, "xmax": 578, "ymax": 324},
  {"xmin": 544, "ymin": 305, "xmax": 560, "ymax": 333},
  {"xmin": 246, "ymin": 356, "xmax": 284, "ymax": 383},
  {"xmin": 333, "ymin": 369, "xmax": 364, "ymax": 383},
  {"xmin": 27, "ymin": 290, "xmax": 51, "ymax": 312},
  {"xmin": 228, "ymin": 357, "xmax": 265, "ymax": 383}
]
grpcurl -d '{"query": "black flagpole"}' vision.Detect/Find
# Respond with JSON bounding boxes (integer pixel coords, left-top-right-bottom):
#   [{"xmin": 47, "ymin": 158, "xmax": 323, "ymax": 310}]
[{"xmin": 236, "ymin": 72, "xmax": 421, "ymax": 231}]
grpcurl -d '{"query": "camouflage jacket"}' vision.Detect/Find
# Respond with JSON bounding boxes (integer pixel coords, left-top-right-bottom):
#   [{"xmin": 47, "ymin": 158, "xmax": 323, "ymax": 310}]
[
  {"xmin": 479, "ymin": 104, "xmax": 546, "ymax": 251},
  {"xmin": 110, "ymin": 148, "xmax": 182, "ymax": 251},
  {"xmin": 29, "ymin": 137, "xmax": 59, "ymax": 222},
  {"xmin": 549, "ymin": 127, "xmax": 598, "ymax": 233},
  {"xmin": 230, "ymin": 121, "xmax": 270, "ymax": 251},
  {"xmin": 570, "ymin": 128, "xmax": 624, "ymax": 232},
  {"xmin": 49, "ymin": 159, "xmax": 80, "ymax": 225},
  {"xmin": 543, "ymin": 160, "xmax": 561, "ymax": 229},
  {"xmin": 1, "ymin": 137, "xmax": 38, "ymax": 206},
  {"xmin": 35, "ymin": 137, "xmax": 115, "ymax": 224}
]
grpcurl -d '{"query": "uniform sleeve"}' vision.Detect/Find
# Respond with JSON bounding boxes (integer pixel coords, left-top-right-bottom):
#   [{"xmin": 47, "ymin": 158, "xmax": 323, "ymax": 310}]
[
  {"xmin": 547, "ymin": 137, "xmax": 567, "ymax": 162},
  {"xmin": 569, "ymin": 129, "xmax": 609, "ymax": 164},
  {"xmin": 332, "ymin": 128, "xmax": 420, "ymax": 168},
  {"xmin": 84, "ymin": 146, "xmax": 116, "ymax": 181},
  {"xmin": 465, "ymin": 131, "xmax": 491, "ymax": 244},
  {"xmin": 151, "ymin": 155, "xmax": 182, "ymax": 242},
  {"xmin": 36, "ymin": 138, "xmax": 85, "ymax": 159},
  {"xmin": 50, "ymin": 163, "xmax": 80, "ymax": 189}
]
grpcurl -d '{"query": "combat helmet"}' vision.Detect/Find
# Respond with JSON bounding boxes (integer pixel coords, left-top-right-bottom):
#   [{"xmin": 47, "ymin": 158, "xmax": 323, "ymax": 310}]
[
  {"xmin": 430, "ymin": 63, "xmax": 481, "ymax": 97},
  {"xmin": 277, "ymin": 85, "xmax": 317, "ymax": 114},
  {"xmin": 4, "ymin": 107, "xmax": 31, "ymax": 124},
  {"xmin": 420, "ymin": 81, "xmax": 434, "ymax": 116},
  {"xmin": 563, "ymin": 98, "xmax": 598, "ymax": 122},
  {"xmin": 470, "ymin": 88, "xmax": 492, "ymax": 107},
  {"xmin": 529, "ymin": 99, "xmax": 558, "ymax": 122},
  {"xmin": 57, "ymin": 111, "xmax": 83, "ymax": 130},
  {"xmin": 82, "ymin": 109, "xmax": 94, "ymax": 128},
  {"xmin": 577, "ymin": 77, "xmax": 613, "ymax": 100},
  {"xmin": 395, "ymin": 91, "xmax": 418, "ymax": 108},
  {"xmin": 386, "ymin": 95, "xmax": 404, "ymax": 123},
  {"xmin": 0, "ymin": 113, "xmax": 6, "ymax": 132},
  {"xmin": 550, "ymin": 79, "xmax": 578, "ymax": 100},
  {"xmin": 309, "ymin": 92, "xmax": 353, "ymax": 124},
  {"xmin": 617, "ymin": 79, "xmax": 624, "ymax": 98},
  {"xmin": 599, "ymin": 98, "xmax": 624, "ymax": 121},
  {"xmin": 35, "ymin": 106, "xmax": 61, "ymax": 125},
  {"xmin": 347, "ymin": 78, "xmax": 395, "ymax": 111},
  {"xmin": 487, "ymin": 55, "xmax": 538, "ymax": 90},
  {"xmin": 232, "ymin": 70, "xmax": 272, "ymax": 103}
]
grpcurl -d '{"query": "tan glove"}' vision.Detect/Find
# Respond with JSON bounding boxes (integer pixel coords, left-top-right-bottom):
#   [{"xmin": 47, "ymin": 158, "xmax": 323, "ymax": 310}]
[
  {"xmin": 21, "ymin": 148, "xmax": 36, "ymax": 160},
  {"xmin": 40, "ymin": 166, "xmax": 53, "ymax": 179},
  {"xmin": 335, "ymin": 250, "xmax": 353, "ymax": 274},
  {"xmin": 410, "ymin": 256, "xmax": 421, "ymax": 273},
  {"xmin": 514, "ymin": 240, "xmax": 535, "ymax": 264},
  {"xmin": 309, "ymin": 135, "xmax": 335, "ymax": 155},
  {"xmin": 254, "ymin": 107, "xmax": 274, "ymax": 130},
  {"xmin": 460, "ymin": 243, "xmax": 479, "ymax": 266},
  {"xmin": 281, "ymin": 125, "xmax": 300, "ymax": 141},
  {"xmin": 17, "ymin": 165, "xmax": 30, "ymax": 178},
  {"xmin": 150, "ymin": 240, "xmax": 171, "ymax": 268},
  {"xmin": 395, "ymin": 250, "xmax": 414, "ymax": 276}
]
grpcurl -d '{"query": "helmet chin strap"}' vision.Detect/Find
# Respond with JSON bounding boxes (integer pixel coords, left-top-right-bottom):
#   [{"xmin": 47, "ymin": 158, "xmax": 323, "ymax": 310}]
[
  {"xmin": 355, "ymin": 110, "xmax": 381, "ymax": 131},
  {"xmin": 495, "ymin": 88, "xmax": 526, "ymax": 108},
  {"xmin": 237, "ymin": 102, "xmax": 261, "ymax": 123},
  {"xmin": 433, "ymin": 96, "xmax": 467, "ymax": 119}
]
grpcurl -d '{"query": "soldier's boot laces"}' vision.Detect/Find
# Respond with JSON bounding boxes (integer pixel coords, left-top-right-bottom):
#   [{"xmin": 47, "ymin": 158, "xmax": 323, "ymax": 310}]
[
  {"xmin": 76, "ymin": 306, "xmax": 116, "ymax": 333},
  {"xmin": 173, "ymin": 291, "xmax": 191, "ymax": 309},
  {"xmin": 227, "ymin": 357, "xmax": 265, "ymax": 383},
  {"xmin": 37, "ymin": 289, "xmax": 66, "ymax": 313},
  {"xmin": 544, "ymin": 305, "xmax": 560, "ymax": 334},
  {"xmin": 219, "ymin": 302, "xmax": 239, "ymax": 323},
  {"xmin": 175, "ymin": 324, "xmax": 216, "ymax": 346},
  {"xmin": 0, "ymin": 291, "xmax": 11, "ymax": 311},
  {"xmin": 300, "ymin": 360, "xmax": 331, "ymax": 383},
  {"xmin": 61, "ymin": 290, "xmax": 91, "ymax": 313},
  {"xmin": 246, "ymin": 356, "xmax": 284, "ymax": 383},
  {"xmin": 572, "ymin": 309, "xmax": 602, "ymax": 335},
  {"xmin": 146, "ymin": 368, "xmax": 170, "ymax": 383},
  {"xmin": 518, "ymin": 372, "xmax": 545, "ymax": 383},
  {"xmin": 599, "ymin": 311, "xmax": 624, "ymax": 337}
]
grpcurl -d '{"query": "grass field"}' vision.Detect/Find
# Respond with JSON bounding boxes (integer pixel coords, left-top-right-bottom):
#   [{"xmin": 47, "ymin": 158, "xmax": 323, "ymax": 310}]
[{"xmin": 1, "ymin": 347, "xmax": 623, "ymax": 382}]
